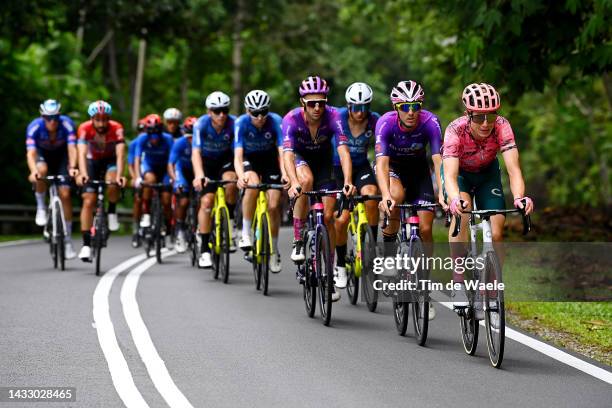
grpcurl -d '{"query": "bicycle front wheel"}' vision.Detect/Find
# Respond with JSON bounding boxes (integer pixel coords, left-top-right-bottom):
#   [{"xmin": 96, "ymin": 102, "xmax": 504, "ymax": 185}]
[
  {"xmin": 260, "ymin": 212, "xmax": 270, "ymax": 296},
  {"xmin": 393, "ymin": 242, "xmax": 410, "ymax": 336},
  {"xmin": 410, "ymin": 238, "xmax": 428, "ymax": 346},
  {"xmin": 484, "ymin": 251, "xmax": 505, "ymax": 368},
  {"xmin": 153, "ymin": 198, "xmax": 163, "ymax": 264},
  {"xmin": 219, "ymin": 207, "xmax": 231, "ymax": 284},
  {"xmin": 361, "ymin": 226, "xmax": 378, "ymax": 312},
  {"xmin": 94, "ymin": 219, "xmax": 103, "ymax": 276},
  {"xmin": 346, "ymin": 225, "xmax": 358, "ymax": 305},
  {"xmin": 303, "ymin": 231, "xmax": 316, "ymax": 318},
  {"xmin": 316, "ymin": 226, "xmax": 333, "ymax": 326}
]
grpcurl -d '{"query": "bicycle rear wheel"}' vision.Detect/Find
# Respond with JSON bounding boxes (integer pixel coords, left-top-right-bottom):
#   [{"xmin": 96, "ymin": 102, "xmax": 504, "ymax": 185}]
[
  {"xmin": 252, "ymin": 215, "xmax": 262, "ymax": 290},
  {"xmin": 393, "ymin": 243, "xmax": 410, "ymax": 336},
  {"xmin": 361, "ymin": 226, "xmax": 378, "ymax": 312},
  {"xmin": 260, "ymin": 213, "xmax": 270, "ymax": 296},
  {"xmin": 153, "ymin": 197, "xmax": 163, "ymax": 264},
  {"xmin": 303, "ymin": 232, "xmax": 316, "ymax": 318},
  {"xmin": 410, "ymin": 238, "xmax": 428, "ymax": 346},
  {"xmin": 93, "ymin": 219, "xmax": 103, "ymax": 276},
  {"xmin": 211, "ymin": 213, "xmax": 220, "ymax": 279},
  {"xmin": 346, "ymin": 225, "xmax": 358, "ymax": 305},
  {"xmin": 219, "ymin": 207, "xmax": 231, "ymax": 284},
  {"xmin": 484, "ymin": 251, "xmax": 505, "ymax": 368},
  {"xmin": 316, "ymin": 227, "xmax": 333, "ymax": 326}
]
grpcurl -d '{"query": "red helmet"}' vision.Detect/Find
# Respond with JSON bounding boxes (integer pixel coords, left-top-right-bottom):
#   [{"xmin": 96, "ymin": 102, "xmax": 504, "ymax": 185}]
[
  {"xmin": 144, "ymin": 114, "xmax": 162, "ymax": 132},
  {"xmin": 462, "ymin": 83, "xmax": 500, "ymax": 112},
  {"xmin": 137, "ymin": 118, "xmax": 147, "ymax": 132},
  {"xmin": 183, "ymin": 116, "xmax": 197, "ymax": 134}
]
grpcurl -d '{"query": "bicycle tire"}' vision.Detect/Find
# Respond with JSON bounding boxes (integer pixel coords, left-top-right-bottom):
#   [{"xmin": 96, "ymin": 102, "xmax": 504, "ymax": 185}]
[
  {"xmin": 484, "ymin": 251, "xmax": 505, "ymax": 368},
  {"xmin": 55, "ymin": 201, "xmax": 65, "ymax": 271},
  {"xmin": 393, "ymin": 243, "xmax": 410, "ymax": 336},
  {"xmin": 316, "ymin": 226, "xmax": 333, "ymax": 326},
  {"xmin": 211, "ymin": 212, "xmax": 220, "ymax": 279},
  {"xmin": 346, "ymin": 225, "xmax": 358, "ymax": 305},
  {"xmin": 361, "ymin": 226, "xmax": 378, "ymax": 312},
  {"xmin": 303, "ymin": 231, "xmax": 316, "ymax": 318},
  {"xmin": 94, "ymin": 216, "xmax": 103, "ymax": 276},
  {"xmin": 409, "ymin": 238, "xmax": 429, "ymax": 346},
  {"xmin": 261, "ymin": 213, "xmax": 270, "ymax": 295},
  {"xmin": 220, "ymin": 207, "xmax": 231, "ymax": 284},
  {"xmin": 252, "ymin": 214, "xmax": 262, "ymax": 290},
  {"xmin": 153, "ymin": 197, "xmax": 163, "ymax": 264}
]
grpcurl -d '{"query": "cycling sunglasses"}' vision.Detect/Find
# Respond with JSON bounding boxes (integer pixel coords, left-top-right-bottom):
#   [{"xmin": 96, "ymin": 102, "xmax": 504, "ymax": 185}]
[
  {"xmin": 303, "ymin": 99, "xmax": 327, "ymax": 109},
  {"xmin": 43, "ymin": 115, "xmax": 60, "ymax": 122},
  {"xmin": 249, "ymin": 108, "xmax": 269, "ymax": 118},
  {"xmin": 349, "ymin": 104, "xmax": 370, "ymax": 113},
  {"xmin": 469, "ymin": 112, "xmax": 498, "ymax": 124},
  {"xmin": 395, "ymin": 102, "xmax": 422, "ymax": 112},
  {"xmin": 211, "ymin": 107, "xmax": 230, "ymax": 115}
]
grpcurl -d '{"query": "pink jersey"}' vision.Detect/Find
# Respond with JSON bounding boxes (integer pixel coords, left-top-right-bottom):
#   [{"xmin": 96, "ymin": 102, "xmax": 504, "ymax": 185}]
[{"xmin": 442, "ymin": 115, "xmax": 517, "ymax": 172}]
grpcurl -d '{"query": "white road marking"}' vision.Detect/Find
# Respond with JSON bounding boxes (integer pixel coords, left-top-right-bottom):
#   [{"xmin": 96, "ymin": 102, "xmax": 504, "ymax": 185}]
[
  {"xmin": 93, "ymin": 254, "xmax": 150, "ymax": 408},
  {"xmin": 0, "ymin": 239, "xmax": 41, "ymax": 248},
  {"xmin": 434, "ymin": 296, "xmax": 612, "ymax": 384},
  {"xmin": 120, "ymin": 250, "xmax": 195, "ymax": 408}
]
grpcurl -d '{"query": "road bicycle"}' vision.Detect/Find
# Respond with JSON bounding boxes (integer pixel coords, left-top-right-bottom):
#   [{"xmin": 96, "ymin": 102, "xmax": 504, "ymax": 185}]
[
  {"xmin": 450, "ymin": 203, "xmax": 531, "ymax": 367},
  {"xmin": 141, "ymin": 182, "xmax": 167, "ymax": 264},
  {"xmin": 336, "ymin": 194, "xmax": 381, "ymax": 306},
  {"xmin": 205, "ymin": 179, "xmax": 236, "ymax": 283},
  {"xmin": 40, "ymin": 175, "xmax": 70, "ymax": 271},
  {"xmin": 380, "ymin": 202, "xmax": 439, "ymax": 346},
  {"xmin": 243, "ymin": 183, "xmax": 285, "ymax": 295},
  {"xmin": 291, "ymin": 188, "xmax": 343, "ymax": 326},
  {"xmin": 87, "ymin": 180, "xmax": 120, "ymax": 276},
  {"xmin": 182, "ymin": 187, "xmax": 201, "ymax": 267}
]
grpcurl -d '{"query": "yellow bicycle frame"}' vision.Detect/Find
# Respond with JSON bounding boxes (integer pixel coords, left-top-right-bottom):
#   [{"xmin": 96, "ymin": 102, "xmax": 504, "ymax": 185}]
[
  {"xmin": 210, "ymin": 185, "xmax": 232, "ymax": 255},
  {"xmin": 347, "ymin": 201, "xmax": 370, "ymax": 278},
  {"xmin": 251, "ymin": 190, "xmax": 274, "ymax": 263}
]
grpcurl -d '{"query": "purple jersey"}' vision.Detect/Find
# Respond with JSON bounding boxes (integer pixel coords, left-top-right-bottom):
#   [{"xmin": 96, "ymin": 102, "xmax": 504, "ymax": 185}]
[
  {"xmin": 375, "ymin": 110, "xmax": 442, "ymax": 161},
  {"xmin": 281, "ymin": 106, "xmax": 348, "ymax": 155}
]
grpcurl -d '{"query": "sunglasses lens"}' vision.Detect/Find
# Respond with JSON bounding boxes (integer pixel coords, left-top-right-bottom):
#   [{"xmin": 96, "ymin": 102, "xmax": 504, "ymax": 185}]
[
  {"xmin": 396, "ymin": 102, "xmax": 422, "ymax": 112},
  {"xmin": 44, "ymin": 115, "xmax": 60, "ymax": 121},
  {"xmin": 212, "ymin": 108, "xmax": 229, "ymax": 115},
  {"xmin": 305, "ymin": 99, "xmax": 327, "ymax": 108},
  {"xmin": 251, "ymin": 108, "xmax": 269, "ymax": 117},
  {"xmin": 350, "ymin": 104, "xmax": 370, "ymax": 113}
]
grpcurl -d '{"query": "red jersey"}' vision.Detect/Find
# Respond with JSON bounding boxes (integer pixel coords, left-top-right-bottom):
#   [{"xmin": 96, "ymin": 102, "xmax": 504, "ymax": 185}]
[
  {"xmin": 77, "ymin": 120, "xmax": 125, "ymax": 160},
  {"xmin": 442, "ymin": 115, "xmax": 516, "ymax": 172}
]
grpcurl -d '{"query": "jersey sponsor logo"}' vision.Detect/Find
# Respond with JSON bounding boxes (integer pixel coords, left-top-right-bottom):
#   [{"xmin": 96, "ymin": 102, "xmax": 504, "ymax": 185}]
[
  {"xmin": 491, "ymin": 188, "xmax": 502, "ymax": 197},
  {"xmin": 264, "ymin": 132, "xmax": 272, "ymax": 139},
  {"xmin": 365, "ymin": 130, "xmax": 373, "ymax": 138},
  {"xmin": 360, "ymin": 173, "xmax": 370, "ymax": 180}
]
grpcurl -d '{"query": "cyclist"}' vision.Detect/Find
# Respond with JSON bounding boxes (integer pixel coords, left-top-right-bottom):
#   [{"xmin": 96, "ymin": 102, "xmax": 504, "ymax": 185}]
[
  {"xmin": 442, "ymin": 83, "xmax": 534, "ymax": 306},
  {"xmin": 332, "ymin": 82, "xmax": 380, "ymax": 288},
  {"xmin": 169, "ymin": 116, "xmax": 198, "ymax": 253},
  {"xmin": 234, "ymin": 90, "xmax": 288, "ymax": 273},
  {"xmin": 134, "ymin": 114, "xmax": 174, "ymax": 237},
  {"xmin": 163, "ymin": 108, "xmax": 183, "ymax": 139},
  {"xmin": 26, "ymin": 99, "xmax": 78, "ymax": 259},
  {"xmin": 375, "ymin": 80, "xmax": 443, "ymax": 320},
  {"xmin": 76, "ymin": 100, "xmax": 126, "ymax": 261},
  {"xmin": 128, "ymin": 118, "xmax": 147, "ymax": 247},
  {"xmin": 282, "ymin": 75, "xmax": 355, "ymax": 301},
  {"xmin": 191, "ymin": 91, "xmax": 238, "ymax": 268}
]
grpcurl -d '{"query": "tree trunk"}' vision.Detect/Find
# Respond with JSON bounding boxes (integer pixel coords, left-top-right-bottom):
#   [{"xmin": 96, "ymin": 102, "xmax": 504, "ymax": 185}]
[
  {"xmin": 131, "ymin": 29, "xmax": 147, "ymax": 130},
  {"xmin": 107, "ymin": 32, "xmax": 126, "ymax": 112},
  {"xmin": 75, "ymin": 7, "xmax": 86, "ymax": 56},
  {"xmin": 603, "ymin": 71, "xmax": 612, "ymax": 111},
  {"xmin": 86, "ymin": 30, "xmax": 114, "ymax": 65},
  {"xmin": 231, "ymin": 0, "xmax": 246, "ymax": 114}
]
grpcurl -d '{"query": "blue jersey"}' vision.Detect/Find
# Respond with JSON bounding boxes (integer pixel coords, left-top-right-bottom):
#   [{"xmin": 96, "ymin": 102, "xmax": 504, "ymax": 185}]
[
  {"xmin": 26, "ymin": 115, "xmax": 76, "ymax": 152},
  {"xmin": 169, "ymin": 135, "xmax": 193, "ymax": 171},
  {"xmin": 332, "ymin": 108, "xmax": 379, "ymax": 166},
  {"xmin": 192, "ymin": 114, "xmax": 236, "ymax": 159},
  {"xmin": 135, "ymin": 132, "xmax": 174, "ymax": 167},
  {"xmin": 127, "ymin": 135, "xmax": 144, "ymax": 166},
  {"xmin": 233, "ymin": 113, "xmax": 283, "ymax": 155}
]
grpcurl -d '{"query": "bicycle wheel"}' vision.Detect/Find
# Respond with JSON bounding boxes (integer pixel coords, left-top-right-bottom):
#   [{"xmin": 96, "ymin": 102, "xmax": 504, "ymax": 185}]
[
  {"xmin": 316, "ymin": 226, "xmax": 333, "ymax": 326},
  {"xmin": 303, "ymin": 232, "xmax": 316, "ymax": 318},
  {"xmin": 260, "ymin": 213, "xmax": 271, "ymax": 295},
  {"xmin": 345, "ymin": 225, "xmax": 358, "ymax": 305},
  {"xmin": 219, "ymin": 207, "xmax": 231, "ymax": 284},
  {"xmin": 94, "ymin": 218, "xmax": 103, "ymax": 276},
  {"xmin": 393, "ymin": 243, "xmax": 410, "ymax": 336},
  {"xmin": 211, "ymin": 213, "xmax": 220, "ymax": 279},
  {"xmin": 251, "ymin": 215, "xmax": 262, "ymax": 289},
  {"xmin": 361, "ymin": 226, "xmax": 378, "ymax": 312},
  {"xmin": 483, "ymin": 251, "xmax": 505, "ymax": 368},
  {"xmin": 410, "ymin": 238, "xmax": 429, "ymax": 346},
  {"xmin": 153, "ymin": 197, "xmax": 163, "ymax": 264},
  {"xmin": 459, "ymin": 281, "xmax": 479, "ymax": 355},
  {"xmin": 54, "ymin": 201, "xmax": 65, "ymax": 271}
]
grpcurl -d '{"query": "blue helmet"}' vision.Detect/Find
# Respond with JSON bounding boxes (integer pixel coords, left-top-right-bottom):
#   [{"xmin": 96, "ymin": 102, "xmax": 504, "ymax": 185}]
[
  {"xmin": 87, "ymin": 100, "xmax": 112, "ymax": 117},
  {"xmin": 39, "ymin": 99, "xmax": 61, "ymax": 115}
]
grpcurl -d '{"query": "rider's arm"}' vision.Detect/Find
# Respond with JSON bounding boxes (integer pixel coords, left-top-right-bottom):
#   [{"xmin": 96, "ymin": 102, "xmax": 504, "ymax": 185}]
[
  {"xmin": 283, "ymin": 151, "xmax": 299, "ymax": 186},
  {"xmin": 502, "ymin": 148, "xmax": 525, "ymax": 200},
  {"xmin": 278, "ymin": 147, "xmax": 288, "ymax": 181},
  {"xmin": 167, "ymin": 140, "xmax": 178, "ymax": 182},
  {"xmin": 432, "ymin": 154, "xmax": 443, "ymax": 201},
  {"xmin": 337, "ymin": 145, "xmax": 353, "ymax": 188},
  {"xmin": 192, "ymin": 148, "xmax": 205, "ymax": 180},
  {"xmin": 26, "ymin": 149, "xmax": 38, "ymax": 175},
  {"xmin": 115, "ymin": 142, "xmax": 126, "ymax": 179},
  {"xmin": 234, "ymin": 147, "xmax": 245, "ymax": 180},
  {"xmin": 442, "ymin": 157, "xmax": 460, "ymax": 199},
  {"xmin": 68, "ymin": 144, "xmax": 78, "ymax": 172},
  {"xmin": 77, "ymin": 142, "xmax": 88, "ymax": 178},
  {"xmin": 375, "ymin": 155, "xmax": 391, "ymax": 197}
]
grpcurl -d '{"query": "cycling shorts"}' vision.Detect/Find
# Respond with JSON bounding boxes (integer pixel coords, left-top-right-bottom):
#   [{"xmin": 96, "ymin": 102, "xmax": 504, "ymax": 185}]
[{"xmin": 441, "ymin": 158, "xmax": 505, "ymax": 211}]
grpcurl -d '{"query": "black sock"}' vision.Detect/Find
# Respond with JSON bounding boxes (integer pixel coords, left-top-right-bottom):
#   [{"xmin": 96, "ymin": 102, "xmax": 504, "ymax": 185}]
[
  {"xmin": 108, "ymin": 202, "xmax": 116, "ymax": 214},
  {"xmin": 370, "ymin": 225, "xmax": 378, "ymax": 242},
  {"xmin": 383, "ymin": 232, "xmax": 397, "ymax": 257},
  {"xmin": 227, "ymin": 203, "xmax": 236, "ymax": 220},
  {"xmin": 200, "ymin": 233, "xmax": 210, "ymax": 253},
  {"xmin": 82, "ymin": 231, "xmax": 91, "ymax": 246},
  {"xmin": 176, "ymin": 220, "xmax": 184, "ymax": 231},
  {"xmin": 336, "ymin": 244, "xmax": 347, "ymax": 267}
]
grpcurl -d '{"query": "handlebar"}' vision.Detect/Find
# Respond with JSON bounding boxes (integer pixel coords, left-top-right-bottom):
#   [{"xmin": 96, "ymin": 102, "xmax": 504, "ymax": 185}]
[
  {"xmin": 335, "ymin": 194, "xmax": 382, "ymax": 218},
  {"xmin": 382, "ymin": 201, "xmax": 440, "ymax": 229},
  {"xmin": 244, "ymin": 183, "xmax": 285, "ymax": 191},
  {"xmin": 450, "ymin": 202, "xmax": 531, "ymax": 237}
]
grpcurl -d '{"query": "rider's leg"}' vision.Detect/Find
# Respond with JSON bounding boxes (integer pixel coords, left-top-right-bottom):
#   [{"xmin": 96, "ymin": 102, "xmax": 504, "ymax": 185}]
[
  {"xmin": 80, "ymin": 192, "xmax": 96, "ymax": 247},
  {"xmin": 334, "ymin": 209, "xmax": 350, "ymax": 267},
  {"xmin": 241, "ymin": 171, "xmax": 260, "ymax": 240},
  {"xmin": 106, "ymin": 169, "xmax": 119, "ymax": 214},
  {"xmin": 161, "ymin": 190, "xmax": 172, "ymax": 229},
  {"xmin": 294, "ymin": 165, "xmax": 313, "ymax": 239},
  {"xmin": 198, "ymin": 192, "xmax": 215, "ymax": 253},
  {"xmin": 267, "ymin": 188, "xmax": 282, "ymax": 253},
  {"xmin": 58, "ymin": 186, "xmax": 73, "ymax": 238},
  {"xmin": 34, "ymin": 161, "xmax": 48, "ymax": 209},
  {"xmin": 132, "ymin": 189, "xmax": 142, "ymax": 233},
  {"xmin": 448, "ymin": 192, "xmax": 473, "ymax": 283},
  {"xmin": 222, "ymin": 170, "xmax": 238, "ymax": 221},
  {"xmin": 141, "ymin": 172, "xmax": 157, "ymax": 215},
  {"xmin": 418, "ymin": 210, "xmax": 434, "ymax": 256},
  {"xmin": 361, "ymin": 183, "xmax": 379, "ymax": 242}
]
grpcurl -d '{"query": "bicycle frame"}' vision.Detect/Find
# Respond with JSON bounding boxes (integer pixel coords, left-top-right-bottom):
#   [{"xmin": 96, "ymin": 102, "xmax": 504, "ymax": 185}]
[
  {"xmin": 348, "ymin": 201, "xmax": 369, "ymax": 278},
  {"xmin": 47, "ymin": 179, "xmax": 67, "ymax": 244},
  {"xmin": 211, "ymin": 184, "xmax": 231, "ymax": 255},
  {"xmin": 252, "ymin": 190, "xmax": 275, "ymax": 262}
]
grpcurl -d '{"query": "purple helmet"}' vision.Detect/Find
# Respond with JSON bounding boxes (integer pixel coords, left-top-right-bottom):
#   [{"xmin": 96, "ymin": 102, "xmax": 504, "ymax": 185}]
[{"xmin": 299, "ymin": 76, "xmax": 329, "ymax": 97}]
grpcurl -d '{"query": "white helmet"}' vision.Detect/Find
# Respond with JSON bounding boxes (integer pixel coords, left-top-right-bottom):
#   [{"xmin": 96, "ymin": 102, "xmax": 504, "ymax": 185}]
[
  {"xmin": 205, "ymin": 91, "xmax": 231, "ymax": 109},
  {"xmin": 39, "ymin": 99, "xmax": 61, "ymax": 115},
  {"xmin": 390, "ymin": 80, "xmax": 425, "ymax": 104},
  {"xmin": 163, "ymin": 107, "xmax": 182, "ymax": 121},
  {"xmin": 244, "ymin": 90, "xmax": 271, "ymax": 110},
  {"xmin": 345, "ymin": 82, "xmax": 373, "ymax": 104}
]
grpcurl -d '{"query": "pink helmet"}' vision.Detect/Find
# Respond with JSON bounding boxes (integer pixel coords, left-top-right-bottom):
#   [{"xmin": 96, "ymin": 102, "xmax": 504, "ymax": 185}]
[
  {"xmin": 390, "ymin": 80, "xmax": 424, "ymax": 104},
  {"xmin": 299, "ymin": 76, "xmax": 329, "ymax": 97},
  {"xmin": 462, "ymin": 83, "xmax": 500, "ymax": 112}
]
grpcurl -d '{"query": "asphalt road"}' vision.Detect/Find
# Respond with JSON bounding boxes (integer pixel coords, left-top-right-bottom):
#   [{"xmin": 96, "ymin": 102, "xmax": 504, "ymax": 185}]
[{"xmin": 1, "ymin": 229, "xmax": 610, "ymax": 407}]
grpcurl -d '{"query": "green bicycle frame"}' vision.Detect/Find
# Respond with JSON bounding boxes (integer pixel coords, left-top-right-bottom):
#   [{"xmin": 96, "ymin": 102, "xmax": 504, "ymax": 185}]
[
  {"xmin": 252, "ymin": 190, "xmax": 274, "ymax": 262},
  {"xmin": 348, "ymin": 201, "xmax": 369, "ymax": 278},
  {"xmin": 210, "ymin": 185, "xmax": 232, "ymax": 254}
]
